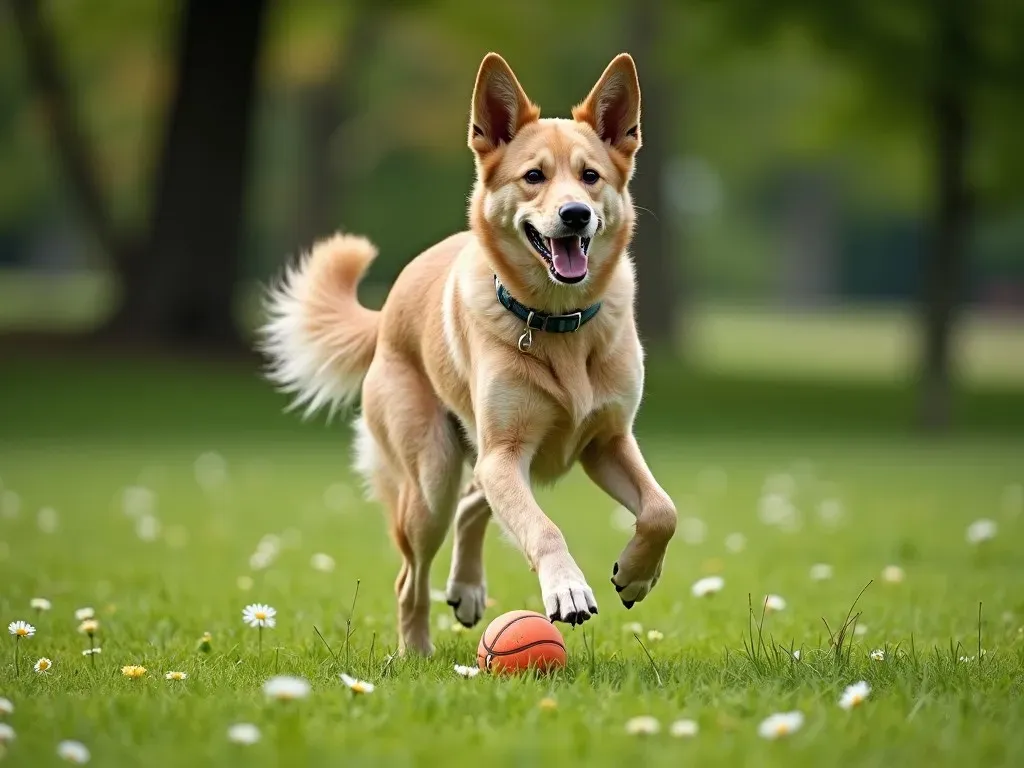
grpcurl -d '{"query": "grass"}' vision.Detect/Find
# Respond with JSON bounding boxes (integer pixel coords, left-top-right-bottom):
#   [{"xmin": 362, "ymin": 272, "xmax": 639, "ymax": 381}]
[{"xmin": 1, "ymin": 358, "xmax": 1023, "ymax": 767}]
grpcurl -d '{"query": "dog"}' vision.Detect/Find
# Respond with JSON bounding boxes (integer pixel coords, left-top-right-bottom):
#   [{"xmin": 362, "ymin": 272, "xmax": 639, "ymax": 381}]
[{"xmin": 260, "ymin": 52, "xmax": 678, "ymax": 655}]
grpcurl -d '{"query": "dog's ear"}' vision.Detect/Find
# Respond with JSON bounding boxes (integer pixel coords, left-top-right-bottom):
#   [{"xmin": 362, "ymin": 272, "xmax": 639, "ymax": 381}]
[
  {"xmin": 468, "ymin": 53, "xmax": 539, "ymax": 155},
  {"xmin": 573, "ymin": 53, "xmax": 641, "ymax": 158}
]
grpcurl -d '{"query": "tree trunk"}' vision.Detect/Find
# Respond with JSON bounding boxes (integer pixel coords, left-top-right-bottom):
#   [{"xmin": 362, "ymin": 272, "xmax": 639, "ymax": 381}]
[
  {"xmin": 918, "ymin": 10, "xmax": 971, "ymax": 431},
  {"xmin": 627, "ymin": 0, "xmax": 679, "ymax": 351},
  {"xmin": 104, "ymin": 0, "xmax": 268, "ymax": 348},
  {"xmin": 294, "ymin": 7, "xmax": 384, "ymax": 251}
]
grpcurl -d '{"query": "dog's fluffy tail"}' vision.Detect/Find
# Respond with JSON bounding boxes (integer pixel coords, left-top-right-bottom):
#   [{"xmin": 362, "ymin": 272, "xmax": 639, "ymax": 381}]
[{"xmin": 259, "ymin": 233, "xmax": 380, "ymax": 419}]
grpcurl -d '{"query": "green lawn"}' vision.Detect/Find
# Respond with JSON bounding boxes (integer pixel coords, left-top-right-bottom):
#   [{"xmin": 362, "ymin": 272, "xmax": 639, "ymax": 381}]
[{"xmin": 1, "ymin": 359, "xmax": 1023, "ymax": 767}]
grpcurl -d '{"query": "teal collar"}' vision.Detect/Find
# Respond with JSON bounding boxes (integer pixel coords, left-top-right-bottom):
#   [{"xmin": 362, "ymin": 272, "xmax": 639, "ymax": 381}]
[{"xmin": 494, "ymin": 276, "xmax": 601, "ymax": 351}]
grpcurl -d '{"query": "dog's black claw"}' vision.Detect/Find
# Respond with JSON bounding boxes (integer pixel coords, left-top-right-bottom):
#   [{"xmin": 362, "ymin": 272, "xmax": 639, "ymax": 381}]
[
  {"xmin": 614, "ymin": 582, "xmax": 625, "ymax": 593},
  {"xmin": 548, "ymin": 613, "xmax": 559, "ymax": 623},
  {"xmin": 446, "ymin": 599, "xmax": 461, "ymax": 609},
  {"xmin": 591, "ymin": 606, "xmax": 599, "ymax": 615},
  {"xmin": 623, "ymin": 600, "xmax": 635, "ymax": 609},
  {"xmin": 612, "ymin": 563, "xmax": 619, "ymax": 576}
]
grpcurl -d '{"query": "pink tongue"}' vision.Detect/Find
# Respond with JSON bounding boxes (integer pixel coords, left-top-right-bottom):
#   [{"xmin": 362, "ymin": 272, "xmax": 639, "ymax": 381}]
[{"xmin": 549, "ymin": 237, "xmax": 588, "ymax": 279}]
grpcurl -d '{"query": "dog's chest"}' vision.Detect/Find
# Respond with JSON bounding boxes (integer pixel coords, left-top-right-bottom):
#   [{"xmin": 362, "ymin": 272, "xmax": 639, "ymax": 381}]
[{"xmin": 527, "ymin": 356, "xmax": 626, "ymax": 482}]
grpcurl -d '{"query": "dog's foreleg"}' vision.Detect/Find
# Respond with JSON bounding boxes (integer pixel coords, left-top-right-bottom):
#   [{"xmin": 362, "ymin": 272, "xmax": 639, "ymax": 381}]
[
  {"xmin": 475, "ymin": 447, "xmax": 598, "ymax": 626},
  {"xmin": 581, "ymin": 433, "xmax": 677, "ymax": 608}
]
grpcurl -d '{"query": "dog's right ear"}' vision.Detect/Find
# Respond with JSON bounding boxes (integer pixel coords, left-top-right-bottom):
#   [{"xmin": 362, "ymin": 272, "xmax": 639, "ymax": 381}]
[{"xmin": 468, "ymin": 53, "xmax": 539, "ymax": 156}]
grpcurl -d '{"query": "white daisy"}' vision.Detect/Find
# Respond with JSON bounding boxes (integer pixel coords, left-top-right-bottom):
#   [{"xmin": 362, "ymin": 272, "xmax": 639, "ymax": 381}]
[
  {"xmin": 122, "ymin": 485, "xmax": 155, "ymax": 518},
  {"xmin": 310, "ymin": 553, "xmax": 336, "ymax": 573},
  {"xmin": 34, "ymin": 657, "xmax": 53, "ymax": 673},
  {"xmin": 454, "ymin": 664, "xmax": 480, "ymax": 678},
  {"xmin": 757, "ymin": 711, "xmax": 804, "ymax": 739},
  {"xmin": 78, "ymin": 619, "xmax": 99, "ymax": 635},
  {"xmin": 623, "ymin": 622, "xmax": 644, "ymax": 635},
  {"xmin": 792, "ymin": 649, "xmax": 802, "ymax": 660},
  {"xmin": 809, "ymin": 563, "xmax": 833, "ymax": 581},
  {"xmin": 966, "ymin": 518, "xmax": 997, "ymax": 544},
  {"xmin": 31, "ymin": 597, "xmax": 52, "ymax": 612},
  {"xmin": 56, "ymin": 740, "xmax": 91, "ymax": 764},
  {"xmin": 839, "ymin": 680, "xmax": 871, "ymax": 710},
  {"xmin": 339, "ymin": 673, "xmax": 375, "ymax": 694},
  {"xmin": 610, "ymin": 505, "xmax": 635, "ymax": 532},
  {"xmin": 818, "ymin": 498, "xmax": 845, "ymax": 525},
  {"xmin": 37, "ymin": 506, "xmax": 59, "ymax": 533},
  {"xmin": 263, "ymin": 675, "xmax": 311, "ymax": 701},
  {"xmin": 0, "ymin": 698, "xmax": 12, "ymax": 716},
  {"xmin": 135, "ymin": 514, "xmax": 161, "ymax": 542},
  {"xmin": 669, "ymin": 718, "xmax": 699, "ymax": 738},
  {"xmin": 82, "ymin": 648, "xmax": 102, "ymax": 656},
  {"xmin": 679, "ymin": 517, "xmax": 707, "ymax": 545},
  {"xmin": 0, "ymin": 723, "xmax": 14, "ymax": 742},
  {"xmin": 242, "ymin": 603, "xmax": 276, "ymax": 628},
  {"xmin": 74, "ymin": 607, "xmax": 95, "ymax": 621},
  {"xmin": 646, "ymin": 630, "xmax": 664, "ymax": 642},
  {"xmin": 625, "ymin": 716, "xmax": 661, "ymax": 735},
  {"xmin": 227, "ymin": 723, "xmax": 261, "ymax": 745},
  {"xmin": 691, "ymin": 576, "xmax": 724, "ymax": 598},
  {"xmin": 165, "ymin": 671, "xmax": 187, "ymax": 681},
  {"xmin": 724, "ymin": 533, "xmax": 747, "ymax": 553},
  {"xmin": 882, "ymin": 565, "xmax": 905, "ymax": 583},
  {"xmin": 8, "ymin": 621, "xmax": 35, "ymax": 638},
  {"xmin": 870, "ymin": 649, "xmax": 885, "ymax": 661},
  {"xmin": 194, "ymin": 451, "xmax": 228, "ymax": 490},
  {"xmin": 763, "ymin": 594, "xmax": 787, "ymax": 612},
  {"xmin": 249, "ymin": 549, "xmax": 275, "ymax": 571}
]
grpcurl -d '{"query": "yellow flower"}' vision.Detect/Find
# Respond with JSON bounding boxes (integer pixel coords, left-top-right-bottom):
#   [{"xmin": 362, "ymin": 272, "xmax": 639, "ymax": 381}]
[
  {"xmin": 121, "ymin": 665, "xmax": 147, "ymax": 679},
  {"xmin": 165, "ymin": 671, "xmax": 187, "ymax": 681},
  {"xmin": 34, "ymin": 657, "xmax": 53, "ymax": 673},
  {"xmin": 538, "ymin": 697, "xmax": 558, "ymax": 711}
]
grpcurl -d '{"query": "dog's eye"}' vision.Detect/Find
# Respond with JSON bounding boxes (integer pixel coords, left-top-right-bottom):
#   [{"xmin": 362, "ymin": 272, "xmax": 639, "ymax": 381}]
[
  {"xmin": 524, "ymin": 169, "xmax": 546, "ymax": 184},
  {"xmin": 581, "ymin": 169, "xmax": 600, "ymax": 185}
]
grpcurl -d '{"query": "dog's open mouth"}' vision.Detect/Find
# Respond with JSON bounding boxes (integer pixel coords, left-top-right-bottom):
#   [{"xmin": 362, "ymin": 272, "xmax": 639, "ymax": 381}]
[{"xmin": 524, "ymin": 223, "xmax": 591, "ymax": 284}]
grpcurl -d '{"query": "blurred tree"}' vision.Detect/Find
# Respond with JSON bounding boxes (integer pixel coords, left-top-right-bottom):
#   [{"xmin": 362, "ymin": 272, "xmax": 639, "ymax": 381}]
[
  {"xmin": 12, "ymin": 0, "xmax": 268, "ymax": 348},
  {"xmin": 293, "ymin": 5, "xmax": 385, "ymax": 251},
  {"xmin": 627, "ymin": 0, "xmax": 681, "ymax": 350},
  {"xmin": 710, "ymin": 0, "xmax": 1024, "ymax": 430}
]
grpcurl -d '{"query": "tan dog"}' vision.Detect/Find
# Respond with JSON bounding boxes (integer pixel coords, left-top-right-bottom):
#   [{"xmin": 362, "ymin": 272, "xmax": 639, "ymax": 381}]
[{"xmin": 261, "ymin": 53, "xmax": 677, "ymax": 655}]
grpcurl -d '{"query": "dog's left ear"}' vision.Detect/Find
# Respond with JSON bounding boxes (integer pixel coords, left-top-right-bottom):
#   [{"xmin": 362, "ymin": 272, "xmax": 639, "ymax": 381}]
[{"xmin": 573, "ymin": 54, "xmax": 642, "ymax": 158}]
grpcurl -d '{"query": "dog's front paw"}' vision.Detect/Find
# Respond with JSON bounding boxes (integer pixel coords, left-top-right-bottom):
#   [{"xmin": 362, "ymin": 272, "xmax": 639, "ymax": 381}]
[
  {"xmin": 610, "ymin": 538, "xmax": 665, "ymax": 608},
  {"xmin": 446, "ymin": 580, "xmax": 487, "ymax": 628},
  {"xmin": 538, "ymin": 557, "xmax": 598, "ymax": 626}
]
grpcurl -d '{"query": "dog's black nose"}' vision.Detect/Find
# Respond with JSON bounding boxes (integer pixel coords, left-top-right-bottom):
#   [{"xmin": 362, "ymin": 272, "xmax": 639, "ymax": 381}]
[{"xmin": 558, "ymin": 202, "xmax": 592, "ymax": 230}]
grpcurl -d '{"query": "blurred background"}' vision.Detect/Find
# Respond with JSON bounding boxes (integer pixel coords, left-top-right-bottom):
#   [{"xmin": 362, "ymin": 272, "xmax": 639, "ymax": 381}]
[{"xmin": 2, "ymin": 0, "xmax": 1023, "ymax": 435}]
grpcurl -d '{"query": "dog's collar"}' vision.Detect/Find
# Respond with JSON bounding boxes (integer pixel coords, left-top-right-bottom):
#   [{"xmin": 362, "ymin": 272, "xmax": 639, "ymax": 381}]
[{"xmin": 494, "ymin": 276, "xmax": 601, "ymax": 351}]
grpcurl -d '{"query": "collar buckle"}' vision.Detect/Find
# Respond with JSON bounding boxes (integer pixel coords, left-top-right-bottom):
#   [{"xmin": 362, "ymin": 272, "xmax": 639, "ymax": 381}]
[{"xmin": 567, "ymin": 311, "xmax": 583, "ymax": 332}]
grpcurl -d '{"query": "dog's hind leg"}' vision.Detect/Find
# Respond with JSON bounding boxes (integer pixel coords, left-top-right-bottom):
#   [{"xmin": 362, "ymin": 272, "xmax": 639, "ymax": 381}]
[
  {"xmin": 446, "ymin": 479, "xmax": 491, "ymax": 627},
  {"xmin": 361, "ymin": 359, "xmax": 463, "ymax": 655}
]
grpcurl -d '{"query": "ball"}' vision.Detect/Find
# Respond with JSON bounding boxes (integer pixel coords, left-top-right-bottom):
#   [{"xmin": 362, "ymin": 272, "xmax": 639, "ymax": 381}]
[{"xmin": 477, "ymin": 610, "xmax": 567, "ymax": 674}]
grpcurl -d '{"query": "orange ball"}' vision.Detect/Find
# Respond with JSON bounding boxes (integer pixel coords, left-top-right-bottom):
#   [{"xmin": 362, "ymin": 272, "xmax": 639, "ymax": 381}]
[{"xmin": 477, "ymin": 610, "xmax": 567, "ymax": 674}]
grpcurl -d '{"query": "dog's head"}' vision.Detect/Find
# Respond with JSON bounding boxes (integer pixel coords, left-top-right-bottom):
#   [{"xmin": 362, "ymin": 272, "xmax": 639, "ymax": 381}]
[{"xmin": 468, "ymin": 53, "xmax": 641, "ymax": 308}]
